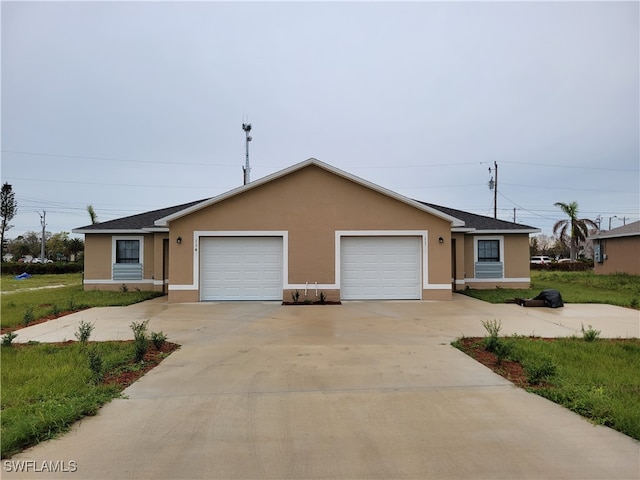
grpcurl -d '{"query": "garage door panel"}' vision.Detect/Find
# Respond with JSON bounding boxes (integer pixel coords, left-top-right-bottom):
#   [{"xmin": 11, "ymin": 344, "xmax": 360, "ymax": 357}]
[
  {"xmin": 341, "ymin": 237, "xmax": 421, "ymax": 300},
  {"xmin": 200, "ymin": 237, "xmax": 283, "ymax": 301}
]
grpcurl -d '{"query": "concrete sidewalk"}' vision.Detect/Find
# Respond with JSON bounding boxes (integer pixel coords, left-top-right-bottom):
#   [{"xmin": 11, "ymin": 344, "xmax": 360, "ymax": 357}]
[{"xmin": 4, "ymin": 296, "xmax": 639, "ymax": 479}]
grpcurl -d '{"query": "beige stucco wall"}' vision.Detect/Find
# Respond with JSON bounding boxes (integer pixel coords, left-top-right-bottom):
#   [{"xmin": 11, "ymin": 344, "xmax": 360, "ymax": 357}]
[
  {"xmin": 167, "ymin": 165, "xmax": 453, "ymax": 302},
  {"xmin": 83, "ymin": 233, "xmax": 158, "ymax": 291},
  {"xmin": 594, "ymin": 237, "xmax": 640, "ymax": 275}
]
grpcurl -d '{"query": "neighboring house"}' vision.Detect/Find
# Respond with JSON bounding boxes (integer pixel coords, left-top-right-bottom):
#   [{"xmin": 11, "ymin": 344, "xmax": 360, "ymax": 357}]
[
  {"xmin": 589, "ymin": 221, "xmax": 640, "ymax": 276},
  {"xmin": 73, "ymin": 159, "xmax": 539, "ymax": 302}
]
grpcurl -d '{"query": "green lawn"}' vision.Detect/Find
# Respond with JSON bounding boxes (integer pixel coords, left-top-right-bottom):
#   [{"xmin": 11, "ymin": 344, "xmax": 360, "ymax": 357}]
[
  {"xmin": 454, "ymin": 335, "xmax": 640, "ymax": 441},
  {"xmin": 461, "ymin": 271, "xmax": 640, "ymax": 308},
  {"xmin": 1, "ymin": 272, "xmax": 81, "ymax": 292},
  {"xmin": 1, "ymin": 274, "xmax": 163, "ymax": 330},
  {"xmin": 1, "ymin": 341, "xmax": 134, "ymax": 458}
]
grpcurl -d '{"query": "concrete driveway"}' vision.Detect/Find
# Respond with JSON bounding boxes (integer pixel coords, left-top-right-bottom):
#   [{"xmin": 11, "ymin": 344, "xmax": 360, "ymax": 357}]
[{"xmin": 4, "ymin": 295, "xmax": 639, "ymax": 479}]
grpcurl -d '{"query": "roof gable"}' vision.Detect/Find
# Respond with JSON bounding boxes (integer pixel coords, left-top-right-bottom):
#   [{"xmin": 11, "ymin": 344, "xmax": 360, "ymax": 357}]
[
  {"xmin": 154, "ymin": 158, "xmax": 465, "ymax": 227},
  {"xmin": 589, "ymin": 220, "xmax": 640, "ymax": 240}
]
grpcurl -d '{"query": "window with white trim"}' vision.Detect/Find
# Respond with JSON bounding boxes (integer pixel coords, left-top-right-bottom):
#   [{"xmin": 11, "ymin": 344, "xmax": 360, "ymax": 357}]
[
  {"xmin": 115, "ymin": 240, "xmax": 140, "ymax": 264},
  {"xmin": 477, "ymin": 239, "xmax": 500, "ymax": 262}
]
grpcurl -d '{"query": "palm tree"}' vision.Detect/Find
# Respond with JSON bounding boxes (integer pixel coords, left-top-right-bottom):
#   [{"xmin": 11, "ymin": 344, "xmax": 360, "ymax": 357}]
[
  {"xmin": 87, "ymin": 205, "xmax": 98, "ymax": 224},
  {"xmin": 553, "ymin": 201, "xmax": 598, "ymax": 261}
]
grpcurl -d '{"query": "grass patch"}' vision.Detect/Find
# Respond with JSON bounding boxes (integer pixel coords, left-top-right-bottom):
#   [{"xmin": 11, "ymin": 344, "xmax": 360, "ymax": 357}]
[
  {"xmin": 1, "ymin": 273, "xmax": 81, "ymax": 293},
  {"xmin": 1, "ymin": 340, "xmax": 179, "ymax": 458},
  {"xmin": 461, "ymin": 271, "xmax": 640, "ymax": 308},
  {"xmin": 1, "ymin": 342, "xmax": 131, "ymax": 458},
  {"xmin": 454, "ymin": 336, "xmax": 640, "ymax": 440},
  {"xmin": 1, "ymin": 282, "xmax": 163, "ymax": 330}
]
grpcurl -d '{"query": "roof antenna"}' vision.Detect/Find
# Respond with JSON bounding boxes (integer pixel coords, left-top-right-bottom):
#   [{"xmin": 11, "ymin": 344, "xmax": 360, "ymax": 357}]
[{"xmin": 242, "ymin": 121, "xmax": 252, "ymax": 185}]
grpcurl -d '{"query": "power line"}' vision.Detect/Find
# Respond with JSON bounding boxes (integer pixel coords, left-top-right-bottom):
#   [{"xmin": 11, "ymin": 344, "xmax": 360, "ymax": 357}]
[{"xmin": 502, "ymin": 160, "xmax": 638, "ymax": 173}]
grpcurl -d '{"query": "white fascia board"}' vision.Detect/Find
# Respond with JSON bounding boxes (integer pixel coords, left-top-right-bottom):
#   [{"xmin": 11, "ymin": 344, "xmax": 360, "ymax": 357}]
[
  {"xmin": 143, "ymin": 227, "xmax": 169, "ymax": 233},
  {"xmin": 468, "ymin": 228, "xmax": 541, "ymax": 235},
  {"xmin": 589, "ymin": 232, "xmax": 639, "ymax": 240},
  {"xmin": 452, "ymin": 227, "xmax": 476, "ymax": 233},
  {"xmin": 154, "ymin": 158, "xmax": 466, "ymax": 227}
]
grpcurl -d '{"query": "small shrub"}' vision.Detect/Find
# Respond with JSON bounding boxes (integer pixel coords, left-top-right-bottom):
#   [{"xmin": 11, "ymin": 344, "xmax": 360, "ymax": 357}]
[
  {"xmin": 2, "ymin": 331, "xmax": 18, "ymax": 346},
  {"xmin": 67, "ymin": 299, "xmax": 76, "ymax": 311},
  {"xmin": 482, "ymin": 319, "xmax": 502, "ymax": 338},
  {"xmin": 493, "ymin": 340, "xmax": 514, "ymax": 365},
  {"xmin": 525, "ymin": 357, "xmax": 557, "ymax": 385},
  {"xmin": 75, "ymin": 320, "xmax": 95, "ymax": 344},
  {"xmin": 291, "ymin": 290, "xmax": 300, "ymax": 303},
  {"xmin": 581, "ymin": 323, "xmax": 601, "ymax": 342},
  {"xmin": 22, "ymin": 306, "xmax": 35, "ymax": 326},
  {"xmin": 481, "ymin": 319, "xmax": 502, "ymax": 352},
  {"xmin": 120, "ymin": 284, "xmax": 129, "ymax": 293},
  {"xmin": 319, "ymin": 291, "xmax": 327, "ymax": 303},
  {"xmin": 131, "ymin": 320, "xmax": 149, "ymax": 362},
  {"xmin": 630, "ymin": 298, "xmax": 639, "ymax": 309},
  {"xmin": 87, "ymin": 347, "xmax": 103, "ymax": 382},
  {"xmin": 150, "ymin": 331, "xmax": 167, "ymax": 350},
  {"xmin": 49, "ymin": 304, "xmax": 61, "ymax": 317}
]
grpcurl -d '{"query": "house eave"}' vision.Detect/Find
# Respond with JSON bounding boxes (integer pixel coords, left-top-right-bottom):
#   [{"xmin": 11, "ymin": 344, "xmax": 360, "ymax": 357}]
[
  {"xmin": 155, "ymin": 158, "xmax": 466, "ymax": 228},
  {"xmin": 589, "ymin": 232, "xmax": 639, "ymax": 240},
  {"xmin": 72, "ymin": 228, "xmax": 153, "ymax": 235},
  {"xmin": 467, "ymin": 228, "xmax": 541, "ymax": 235}
]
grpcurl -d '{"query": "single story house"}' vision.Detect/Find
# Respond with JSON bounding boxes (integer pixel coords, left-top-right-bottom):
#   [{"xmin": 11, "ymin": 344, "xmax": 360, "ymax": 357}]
[
  {"xmin": 589, "ymin": 221, "xmax": 640, "ymax": 276},
  {"xmin": 73, "ymin": 159, "xmax": 539, "ymax": 302}
]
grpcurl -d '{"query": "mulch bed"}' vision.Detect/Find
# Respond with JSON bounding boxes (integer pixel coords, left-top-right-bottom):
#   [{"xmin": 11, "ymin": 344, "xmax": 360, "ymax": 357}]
[
  {"xmin": 103, "ymin": 341, "xmax": 181, "ymax": 389},
  {"xmin": 456, "ymin": 337, "xmax": 531, "ymax": 387},
  {"xmin": 282, "ymin": 301, "xmax": 342, "ymax": 306}
]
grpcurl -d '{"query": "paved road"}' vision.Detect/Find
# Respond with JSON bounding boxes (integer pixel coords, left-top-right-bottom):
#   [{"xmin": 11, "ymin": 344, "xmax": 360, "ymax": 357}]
[{"xmin": 4, "ymin": 296, "xmax": 640, "ymax": 479}]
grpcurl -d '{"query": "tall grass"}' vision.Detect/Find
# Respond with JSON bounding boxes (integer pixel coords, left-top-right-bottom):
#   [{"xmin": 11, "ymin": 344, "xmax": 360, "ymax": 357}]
[
  {"xmin": 1, "ymin": 342, "xmax": 135, "ymax": 458},
  {"xmin": 462, "ymin": 271, "xmax": 640, "ymax": 308}
]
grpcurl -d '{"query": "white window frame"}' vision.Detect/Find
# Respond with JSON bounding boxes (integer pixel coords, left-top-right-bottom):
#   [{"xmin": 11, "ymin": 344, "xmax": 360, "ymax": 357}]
[{"xmin": 473, "ymin": 236, "xmax": 504, "ymax": 263}]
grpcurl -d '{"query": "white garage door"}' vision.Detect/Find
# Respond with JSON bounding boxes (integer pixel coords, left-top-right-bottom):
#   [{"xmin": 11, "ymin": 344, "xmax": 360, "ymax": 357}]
[
  {"xmin": 341, "ymin": 237, "xmax": 421, "ymax": 300},
  {"xmin": 200, "ymin": 237, "xmax": 283, "ymax": 301}
]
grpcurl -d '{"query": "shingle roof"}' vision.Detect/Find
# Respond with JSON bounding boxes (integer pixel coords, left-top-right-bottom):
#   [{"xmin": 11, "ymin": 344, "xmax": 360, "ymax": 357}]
[
  {"xmin": 418, "ymin": 202, "xmax": 539, "ymax": 232},
  {"xmin": 73, "ymin": 199, "xmax": 208, "ymax": 232},
  {"xmin": 589, "ymin": 220, "xmax": 640, "ymax": 239}
]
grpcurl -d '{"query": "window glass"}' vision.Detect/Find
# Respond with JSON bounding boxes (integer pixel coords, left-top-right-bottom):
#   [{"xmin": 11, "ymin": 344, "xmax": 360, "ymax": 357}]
[
  {"xmin": 116, "ymin": 240, "xmax": 140, "ymax": 263},
  {"xmin": 478, "ymin": 240, "xmax": 500, "ymax": 262}
]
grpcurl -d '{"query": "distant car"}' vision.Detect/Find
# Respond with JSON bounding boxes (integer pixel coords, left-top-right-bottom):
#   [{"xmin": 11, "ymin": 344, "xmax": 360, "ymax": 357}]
[
  {"xmin": 530, "ymin": 256, "xmax": 552, "ymax": 265},
  {"xmin": 557, "ymin": 258, "xmax": 573, "ymax": 264},
  {"xmin": 31, "ymin": 258, "xmax": 53, "ymax": 264}
]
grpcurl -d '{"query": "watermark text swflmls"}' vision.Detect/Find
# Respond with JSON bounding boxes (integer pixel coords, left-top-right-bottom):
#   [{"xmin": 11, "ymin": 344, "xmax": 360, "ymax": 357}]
[{"xmin": 3, "ymin": 460, "xmax": 78, "ymax": 473}]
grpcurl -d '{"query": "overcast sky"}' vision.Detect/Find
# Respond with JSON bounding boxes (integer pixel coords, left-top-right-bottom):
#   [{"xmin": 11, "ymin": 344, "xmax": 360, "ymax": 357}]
[{"xmin": 2, "ymin": 1, "xmax": 638, "ymax": 240}]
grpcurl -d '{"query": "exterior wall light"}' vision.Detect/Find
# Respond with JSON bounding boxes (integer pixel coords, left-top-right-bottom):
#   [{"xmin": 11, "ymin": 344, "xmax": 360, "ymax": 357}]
[
  {"xmin": 176, "ymin": 236, "xmax": 182, "ymax": 244},
  {"xmin": 438, "ymin": 237, "xmax": 444, "ymax": 244}
]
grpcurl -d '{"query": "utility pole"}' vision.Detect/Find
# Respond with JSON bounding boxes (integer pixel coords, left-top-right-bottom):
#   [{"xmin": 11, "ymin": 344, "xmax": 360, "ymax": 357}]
[
  {"xmin": 487, "ymin": 161, "xmax": 498, "ymax": 219},
  {"xmin": 608, "ymin": 216, "xmax": 618, "ymax": 230},
  {"xmin": 242, "ymin": 123, "xmax": 252, "ymax": 185},
  {"xmin": 513, "ymin": 208, "xmax": 516, "ymax": 223},
  {"xmin": 39, "ymin": 211, "xmax": 46, "ymax": 261}
]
